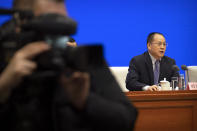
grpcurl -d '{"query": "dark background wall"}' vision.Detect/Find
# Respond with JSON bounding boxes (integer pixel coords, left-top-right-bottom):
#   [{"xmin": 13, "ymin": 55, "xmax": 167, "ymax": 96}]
[{"xmin": 0, "ymin": 0, "xmax": 197, "ymax": 70}]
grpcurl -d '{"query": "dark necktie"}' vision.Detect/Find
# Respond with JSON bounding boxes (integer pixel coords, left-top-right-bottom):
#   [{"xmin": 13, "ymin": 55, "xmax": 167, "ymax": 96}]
[{"xmin": 154, "ymin": 60, "xmax": 160, "ymax": 85}]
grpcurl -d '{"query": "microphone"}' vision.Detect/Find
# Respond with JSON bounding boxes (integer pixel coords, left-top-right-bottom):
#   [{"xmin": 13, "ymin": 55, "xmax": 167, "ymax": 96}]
[
  {"xmin": 172, "ymin": 65, "xmax": 180, "ymax": 72},
  {"xmin": 181, "ymin": 65, "xmax": 189, "ymax": 83},
  {"xmin": 171, "ymin": 65, "xmax": 180, "ymax": 90},
  {"xmin": 181, "ymin": 65, "xmax": 188, "ymax": 70}
]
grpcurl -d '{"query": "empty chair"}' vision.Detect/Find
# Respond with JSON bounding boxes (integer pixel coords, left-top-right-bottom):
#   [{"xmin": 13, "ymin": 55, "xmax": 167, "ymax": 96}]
[
  {"xmin": 185, "ymin": 66, "xmax": 197, "ymax": 85},
  {"xmin": 109, "ymin": 67, "xmax": 129, "ymax": 92}
]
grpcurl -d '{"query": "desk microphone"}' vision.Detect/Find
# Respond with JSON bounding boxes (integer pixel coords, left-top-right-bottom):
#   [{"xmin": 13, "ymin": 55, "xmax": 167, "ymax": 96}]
[
  {"xmin": 170, "ymin": 65, "xmax": 180, "ymax": 90},
  {"xmin": 172, "ymin": 65, "xmax": 180, "ymax": 72},
  {"xmin": 181, "ymin": 65, "xmax": 189, "ymax": 83}
]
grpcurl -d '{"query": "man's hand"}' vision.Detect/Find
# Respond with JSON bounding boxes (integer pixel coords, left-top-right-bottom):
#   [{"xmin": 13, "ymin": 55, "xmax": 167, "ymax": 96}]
[
  {"xmin": 147, "ymin": 85, "xmax": 159, "ymax": 91},
  {"xmin": 60, "ymin": 71, "xmax": 90, "ymax": 110},
  {"xmin": 0, "ymin": 42, "xmax": 50, "ymax": 102},
  {"xmin": 66, "ymin": 41, "xmax": 77, "ymax": 47}
]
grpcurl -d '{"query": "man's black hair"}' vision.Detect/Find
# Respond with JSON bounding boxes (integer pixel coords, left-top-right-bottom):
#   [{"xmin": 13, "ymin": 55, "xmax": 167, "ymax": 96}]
[{"xmin": 147, "ymin": 32, "xmax": 165, "ymax": 44}]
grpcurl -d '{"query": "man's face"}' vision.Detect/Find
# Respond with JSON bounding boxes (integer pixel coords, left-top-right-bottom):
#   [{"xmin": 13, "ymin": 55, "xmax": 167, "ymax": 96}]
[{"xmin": 147, "ymin": 34, "xmax": 166, "ymax": 60}]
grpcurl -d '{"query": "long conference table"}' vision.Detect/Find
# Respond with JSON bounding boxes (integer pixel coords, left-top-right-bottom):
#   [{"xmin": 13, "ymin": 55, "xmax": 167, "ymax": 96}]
[{"xmin": 125, "ymin": 90, "xmax": 197, "ymax": 131}]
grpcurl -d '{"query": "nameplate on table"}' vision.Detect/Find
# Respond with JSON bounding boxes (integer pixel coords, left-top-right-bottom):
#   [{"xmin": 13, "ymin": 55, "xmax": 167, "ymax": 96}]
[{"xmin": 187, "ymin": 82, "xmax": 197, "ymax": 90}]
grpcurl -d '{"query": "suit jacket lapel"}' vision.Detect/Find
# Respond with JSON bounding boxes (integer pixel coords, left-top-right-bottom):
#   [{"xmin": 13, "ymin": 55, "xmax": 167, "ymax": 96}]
[{"xmin": 144, "ymin": 52, "xmax": 154, "ymax": 85}]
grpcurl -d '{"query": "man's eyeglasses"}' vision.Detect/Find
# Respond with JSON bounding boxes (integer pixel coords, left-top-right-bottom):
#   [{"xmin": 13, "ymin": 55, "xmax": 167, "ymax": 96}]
[{"xmin": 151, "ymin": 42, "xmax": 168, "ymax": 47}]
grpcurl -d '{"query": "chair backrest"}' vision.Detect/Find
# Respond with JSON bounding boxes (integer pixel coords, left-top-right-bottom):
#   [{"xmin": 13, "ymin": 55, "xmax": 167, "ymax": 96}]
[
  {"xmin": 185, "ymin": 66, "xmax": 197, "ymax": 85},
  {"xmin": 109, "ymin": 67, "xmax": 129, "ymax": 92}
]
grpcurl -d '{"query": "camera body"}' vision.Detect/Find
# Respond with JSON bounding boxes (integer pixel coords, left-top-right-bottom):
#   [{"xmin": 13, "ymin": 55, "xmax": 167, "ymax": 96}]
[{"xmin": 0, "ymin": 12, "xmax": 104, "ymax": 79}]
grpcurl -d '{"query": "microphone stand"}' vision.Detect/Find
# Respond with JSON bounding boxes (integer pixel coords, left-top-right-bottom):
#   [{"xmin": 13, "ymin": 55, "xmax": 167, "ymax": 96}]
[
  {"xmin": 181, "ymin": 65, "xmax": 189, "ymax": 87},
  {"xmin": 186, "ymin": 68, "xmax": 189, "ymax": 86}
]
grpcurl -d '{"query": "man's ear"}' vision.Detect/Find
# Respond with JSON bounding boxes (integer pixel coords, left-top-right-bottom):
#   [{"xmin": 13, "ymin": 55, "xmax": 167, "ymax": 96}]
[{"xmin": 147, "ymin": 42, "xmax": 151, "ymax": 50}]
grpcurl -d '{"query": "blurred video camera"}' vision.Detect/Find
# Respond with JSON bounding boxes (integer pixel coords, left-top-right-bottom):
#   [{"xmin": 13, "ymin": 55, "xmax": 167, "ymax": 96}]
[{"xmin": 0, "ymin": 8, "xmax": 104, "ymax": 79}]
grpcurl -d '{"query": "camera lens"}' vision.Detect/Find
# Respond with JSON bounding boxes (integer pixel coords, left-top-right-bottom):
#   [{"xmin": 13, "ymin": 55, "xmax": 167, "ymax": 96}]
[{"xmin": 45, "ymin": 35, "xmax": 69, "ymax": 49}]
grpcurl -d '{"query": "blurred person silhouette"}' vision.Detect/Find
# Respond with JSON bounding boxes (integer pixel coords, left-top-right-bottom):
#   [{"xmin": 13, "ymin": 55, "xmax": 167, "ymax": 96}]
[{"xmin": 0, "ymin": 0, "xmax": 138, "ymax": 131}]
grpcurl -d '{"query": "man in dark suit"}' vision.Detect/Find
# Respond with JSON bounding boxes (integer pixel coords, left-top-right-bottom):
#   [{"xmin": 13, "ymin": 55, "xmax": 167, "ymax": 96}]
[{"xmin": 126, "ymin": 32, "xmax": 179, "ymax": 91}]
